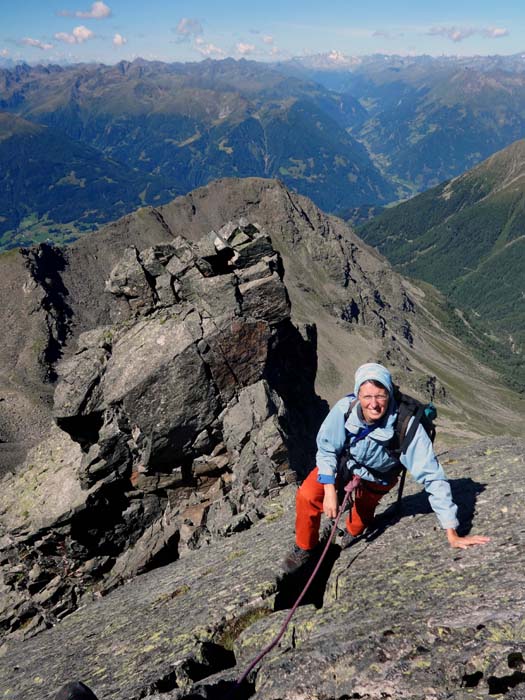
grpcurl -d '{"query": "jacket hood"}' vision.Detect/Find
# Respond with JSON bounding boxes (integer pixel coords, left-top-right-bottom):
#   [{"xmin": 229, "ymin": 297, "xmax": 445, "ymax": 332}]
[{"xmin": 354, "ymin": 363, "xmax": 393, "ymax": 397}]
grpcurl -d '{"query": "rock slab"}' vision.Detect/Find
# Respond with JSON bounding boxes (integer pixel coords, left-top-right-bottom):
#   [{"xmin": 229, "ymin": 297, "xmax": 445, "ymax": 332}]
[{"xmin": 0, "ymin": 439, "xmax": 523, "ymax": 700}]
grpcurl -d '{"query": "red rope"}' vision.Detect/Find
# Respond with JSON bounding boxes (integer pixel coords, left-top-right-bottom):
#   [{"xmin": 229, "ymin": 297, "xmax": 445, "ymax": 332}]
[{"xmin": 234, "ymin": 474, "xmax": 361, "ymax": 690}]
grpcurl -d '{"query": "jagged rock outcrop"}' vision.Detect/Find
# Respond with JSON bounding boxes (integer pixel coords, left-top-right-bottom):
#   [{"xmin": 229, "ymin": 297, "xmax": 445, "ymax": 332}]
[
  {"xmin": 1, "ymin": 438, "xmax": 523, "ymax": 700},
  {"xmin": 0, "ymin": 179, "xmax": 407, "ymax": 477},
  {"xmin": 0, "ymin": 221, "xmax": 324, "ymax": 641}
]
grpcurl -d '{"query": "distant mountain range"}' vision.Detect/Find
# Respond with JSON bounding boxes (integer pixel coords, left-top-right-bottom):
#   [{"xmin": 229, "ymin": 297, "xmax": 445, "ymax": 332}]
[
  {"xmin": 359, "ymin": 139, "xmax": 525, "ymax": 390},
  {"xmin": 0, "ymin": 58, "xmax": 394, "ymax": 249},
  {"xmin": 3, "ymin": 54, "xmax": 525, "ymax": 261},
  {"xmin": 277, "ymin": 53, "xmax": 525, "ymax": 196}
]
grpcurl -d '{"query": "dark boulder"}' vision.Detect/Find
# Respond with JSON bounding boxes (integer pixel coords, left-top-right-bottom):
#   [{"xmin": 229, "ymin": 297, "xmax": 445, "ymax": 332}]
[{"xmin": 54, "ymin": 681, "xmax": 99, "ymax": 700}]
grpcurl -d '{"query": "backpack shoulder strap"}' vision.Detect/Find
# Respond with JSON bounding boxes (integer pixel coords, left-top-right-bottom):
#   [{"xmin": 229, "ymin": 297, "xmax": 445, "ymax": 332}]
[
  {"xmin": 399, "ymin": 404, "xmax": 425, "ymax": 455},
  {"xmin": 343, "ymin": 393, "xmax": 357, "ymax": 425},
  {"xmin": 393, "ymin": 385, "xmax": 425, "ymax": 456}
]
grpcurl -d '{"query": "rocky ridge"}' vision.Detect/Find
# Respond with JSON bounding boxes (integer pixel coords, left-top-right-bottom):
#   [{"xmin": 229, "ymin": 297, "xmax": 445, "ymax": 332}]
[{"xmin": 1, "ymin": 176, "xmax": 444, "ymax": 647}]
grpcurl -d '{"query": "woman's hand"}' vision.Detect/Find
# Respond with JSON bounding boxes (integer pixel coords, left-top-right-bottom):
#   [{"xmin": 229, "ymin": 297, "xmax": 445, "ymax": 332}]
[
  {"xmin": 446, "ymin": 528, "xmax": 491, "ymax": 549},
  {"xmin": 323, "ymin": 484, "xmax": 338, "ymax": 519}
]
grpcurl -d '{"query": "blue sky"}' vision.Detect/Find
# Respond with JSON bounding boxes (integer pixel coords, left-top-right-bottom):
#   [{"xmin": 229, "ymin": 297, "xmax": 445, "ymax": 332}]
[{"xmin": 2, "ymin": 0, "xmax": 525, "ymax": 65}]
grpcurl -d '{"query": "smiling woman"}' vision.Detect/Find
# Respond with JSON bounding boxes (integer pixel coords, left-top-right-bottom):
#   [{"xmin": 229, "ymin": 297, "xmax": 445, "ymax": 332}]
[{"xmin": 282, "ymin": 361, "xmax": 490, "ymax": 573}]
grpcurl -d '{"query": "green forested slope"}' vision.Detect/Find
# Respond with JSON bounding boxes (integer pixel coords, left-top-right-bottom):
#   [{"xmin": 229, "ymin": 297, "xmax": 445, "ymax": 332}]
[
  {"xmin": 0, "ymin": 112, "xmax": 176, "ymax": 249},
  {"xmin": 359, "ymin": 139, "xmax": 525, "ymax": 389}
]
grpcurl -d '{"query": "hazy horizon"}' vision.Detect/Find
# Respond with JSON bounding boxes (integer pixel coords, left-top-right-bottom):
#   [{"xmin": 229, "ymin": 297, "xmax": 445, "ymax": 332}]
[{"xmin": 3, "ymin": 0, "xmax": 525, "ymax": 67}]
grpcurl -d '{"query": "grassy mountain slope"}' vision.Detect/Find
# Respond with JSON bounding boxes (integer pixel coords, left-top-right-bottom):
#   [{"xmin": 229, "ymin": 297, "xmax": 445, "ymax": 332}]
[
  {"xmin": 0, "ymin": 112, "xmax": 176, "ymax": 250},
  {"xmin": 359, "ymin": 139, "xmax": 525, "ymax": 389},
  {"xmin": 0, "ymin": 59, "xmax": 393, "ymax": 215}
]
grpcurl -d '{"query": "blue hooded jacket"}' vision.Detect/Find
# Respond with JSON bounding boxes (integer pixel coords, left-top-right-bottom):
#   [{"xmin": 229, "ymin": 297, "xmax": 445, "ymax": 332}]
[{"xmin": 316, "ymin": 364, "xmax": 459, "ymax": 530}]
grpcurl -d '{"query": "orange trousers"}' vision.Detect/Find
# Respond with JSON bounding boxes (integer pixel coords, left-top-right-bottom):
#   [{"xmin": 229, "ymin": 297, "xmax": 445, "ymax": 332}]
[{"xmin": 295, "ymin": 467, "xmax": 398, "ymax": 550}]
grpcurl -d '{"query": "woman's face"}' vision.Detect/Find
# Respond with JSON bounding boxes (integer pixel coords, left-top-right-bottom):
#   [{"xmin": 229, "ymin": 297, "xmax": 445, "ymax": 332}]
[{"xmin": 358, "ymin": 381, "xmax": 389, "ymax": 424}]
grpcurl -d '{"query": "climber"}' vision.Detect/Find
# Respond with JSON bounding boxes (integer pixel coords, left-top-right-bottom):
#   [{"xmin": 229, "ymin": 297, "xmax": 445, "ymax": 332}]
[{"xmin": 282, "ymin": 362, "xmax": 490, "ymax": 573}]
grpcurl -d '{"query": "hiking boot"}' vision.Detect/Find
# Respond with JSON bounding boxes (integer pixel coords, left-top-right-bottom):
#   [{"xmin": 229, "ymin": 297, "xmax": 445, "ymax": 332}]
[
  {"xmin": 281, "ymin": 544, "xmax": 316, "ymax": 574},
  {"xmin": 337, "ymin": 530, "xmax": 356, "ymax": 550}
]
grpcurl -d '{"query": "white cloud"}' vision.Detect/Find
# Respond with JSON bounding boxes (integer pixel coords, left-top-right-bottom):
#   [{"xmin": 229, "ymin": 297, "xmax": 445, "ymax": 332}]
[
  {"xmin": 194, "ymin": 37, "xmax": 226, "ymax": 58},
  {"xmin": 262, "ymin": 35, "xmax": 274, "ymax": 45},
  {"xmin": 483, "ymin": 26, "xmax": 509, "ymax": 38},
  {"xmin": 373, "ymin": 30, "xmax": 404, "ymax": 39},
  {"xmin": 54, "ymin": 25, "xmax": 94, "ymax": 44},
  {"xmin": 74, "ymin": 25, "xmax": 94, "ymax": 42},
  {"xmin": 427, "ymin": 26, "xmax": 476, "ymax": 42},
  {"xmin": 427, "ymin": 25, "xmax": 509, "ymax": 42},
  {"xmin": 236, "ymin": 42, "xmax": 255, "ymax": 56},
  {"xmin": 113, "ymin": 33, "xmax": 127, "ymax": 46},
  {"xmin": 21, "ymin": 37, "xmax": 54, "ymax": 50},
  {"xmin": 76, "ymin": 2, "xmax": 111, "ymax": 19},
  {"xmin": 175, "ymin": 17, "xmax": 203, "ymax": 41},
  {"xmin": 0, "ymin": 48, "xmax": 8, "ymax": 56}
]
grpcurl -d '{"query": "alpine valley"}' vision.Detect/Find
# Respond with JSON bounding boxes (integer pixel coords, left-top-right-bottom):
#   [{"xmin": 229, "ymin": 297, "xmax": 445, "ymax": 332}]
[
  {"xmin": 280, "ymin": 52, "xmax": 525, "ymax": 195},
  {"xmin": 5, "ymin": 53, "xmax": 525, "ymax": 244},
  {"xmin": 0, "ymin": 58, "xmax": 391, "ymax": 248}
]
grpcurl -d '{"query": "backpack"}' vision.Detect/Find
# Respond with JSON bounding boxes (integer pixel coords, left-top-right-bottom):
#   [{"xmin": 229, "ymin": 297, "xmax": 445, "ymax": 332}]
[{"xmin": 343, "ymin": 385, "xmax": 437, "ymax": 509}]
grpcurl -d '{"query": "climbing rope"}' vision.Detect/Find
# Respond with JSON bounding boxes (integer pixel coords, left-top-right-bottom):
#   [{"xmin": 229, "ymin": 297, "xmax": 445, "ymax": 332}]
[{"xmin": 234, "ymin": 474, "xmax": 362, "ymax": 690}]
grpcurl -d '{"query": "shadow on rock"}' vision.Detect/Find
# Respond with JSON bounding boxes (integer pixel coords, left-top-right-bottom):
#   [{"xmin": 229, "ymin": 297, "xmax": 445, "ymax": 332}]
[
  {"xmin": 274, "ymin": 543, "xmax": 340, "ymax": 611},
  {"xmin": 264, "ymin": 320, "xmax": 329, "ymax": 479},
  {"xmin": 175, "ymin": 675, "xmax": 255, "ymax": 700},
  {"xmin": 363, "ymin": 477, "xmax": 487, "ymax": 544},
  {"xmin": 22, "ymin": 244, "xmax": 74, "ymax": 379},
  {"xmin": 449, "ymin": 477, "xmax": 487, "ymax": 535},
  {"xmin": 54, "ymin": 681, "xmax": 99, "ymax": 700}
]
